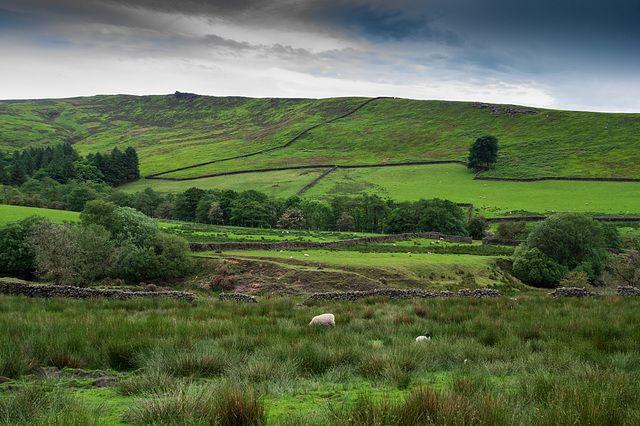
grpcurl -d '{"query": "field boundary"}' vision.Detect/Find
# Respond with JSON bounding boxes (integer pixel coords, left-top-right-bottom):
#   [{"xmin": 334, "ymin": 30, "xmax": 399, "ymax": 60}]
[
  {"xmin": 145, "ymin": 97, "xmax": 391, "ymax": 179},
  {"xmin": 0, "ymin": 281, "xmax": 196, "ymax": 300},
  {"xmin": 189, "ymin": 231, "xmax": 472, "ymax": 252}
]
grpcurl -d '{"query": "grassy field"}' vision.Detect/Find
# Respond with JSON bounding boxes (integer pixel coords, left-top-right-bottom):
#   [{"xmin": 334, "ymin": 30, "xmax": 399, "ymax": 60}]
[
  {"xmin": 120, "ymin": 167, "xmax": 331, "ymax": 198},
  {"xmin": 0, "ymin": 204, "xmax": 80, "ymax": 226},
  {"xmin": 2, "ymin": 294, "xmax": 639, "ymax": 424},
  {"xmin": 121, "ymin": 162, "xmax": 640, "ymax": 218},
  {"xmin": 303, "ymin": 163, "xmax": 640, "ymax": 216}
]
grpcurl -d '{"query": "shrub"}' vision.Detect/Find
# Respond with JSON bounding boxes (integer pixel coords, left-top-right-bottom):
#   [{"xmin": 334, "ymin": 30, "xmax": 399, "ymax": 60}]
[
  {"xmin": 496, "ymin": 221, "xmax": 527, "ymax": 239},
  {"xmin": 513, "ymin": 213, "xmax": 609, "ymax": 287},
  {"xmin": 153, "ymin": 233, "xmax": 194, "ymax": 279},
  {"xmin": 513, "ymin": 246, "xmax": 569, "ymax": 288},
  {"xmin": 467, "ymin": 215, "xmax": 489, "ymax": 240},
  {"xmin": 109, "ymin": 242, "xmax": 160, "ymax": 283},
  {"xmin": 0, "ymin": 215, "xmax": 46, "ymax": 279},
  {"xmin": 29, "ymin": 221, "xmax": 113, "ymax": 286}
]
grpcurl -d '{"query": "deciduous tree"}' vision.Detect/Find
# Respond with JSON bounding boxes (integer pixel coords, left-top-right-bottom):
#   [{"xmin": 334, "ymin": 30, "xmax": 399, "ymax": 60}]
[{"xmin": 467, "ymin": 135, "xmax": 499, "ymax": 170}]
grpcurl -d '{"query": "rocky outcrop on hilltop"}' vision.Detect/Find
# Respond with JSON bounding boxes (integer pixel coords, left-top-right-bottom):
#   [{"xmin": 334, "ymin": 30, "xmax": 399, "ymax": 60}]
[{"xmin": 472, "ymin": 103, "xmax": 539, "ymax": 116}]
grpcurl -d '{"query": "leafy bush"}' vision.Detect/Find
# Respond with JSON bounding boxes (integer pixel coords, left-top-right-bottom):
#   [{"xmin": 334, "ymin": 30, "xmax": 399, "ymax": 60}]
[
  {"xmin": 513, "ymin": 213, "xmax": 609, "ymax": 287},
  {"xmin": 153, "ymin": 233, "xmax": 194, "ymax": 279},
  {"xmin": 28, "ymin": 221, "xmax": 113, "ymax": 286},
  {"xmin": 600, "ymin": 222, "xmax": 623, "ymax": 251},
  {"xmin": 513, "ymin": 246, "xmax": 569, "ymax": 288},
  {"xmin": 109, "ymin": 206, "xmax": 158, "ymax": 246},
  {"xmin": 467, "ymin": 216, "xmax": 488, "ymax": 240},
  {"xmin": 109, "ymin": 242, "xmax": 160, "ymax": 283},
  {"xmin": 0, "ymin": 215, "xmax": 46, "ymax": 278},
  {"xmin": 496, "ymin": 221, "xmax": 527, "ymax": 240}
]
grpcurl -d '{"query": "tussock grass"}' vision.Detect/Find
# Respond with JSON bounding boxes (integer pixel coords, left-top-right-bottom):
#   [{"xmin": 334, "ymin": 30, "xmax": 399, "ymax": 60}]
[
  {"xmin": 0, "ymin": 378, "xmax": 104, "ymax": 425},
  {"xmin": 123, "ymin": 382, "xmax": 266, "ymax": 425},
  {"xmin": 2, "ymin": 294, "xmax": 640, "ymax": 423}
]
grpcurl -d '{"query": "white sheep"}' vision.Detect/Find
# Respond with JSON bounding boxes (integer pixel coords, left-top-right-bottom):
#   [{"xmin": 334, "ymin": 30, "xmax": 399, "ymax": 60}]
[
  {"xmin": 415, "ymin": 333, "xmax": 431, "ymax": 342},
  {"xmin": 309, "ymin": 313, "xmax": 335, "ymax": 326}
]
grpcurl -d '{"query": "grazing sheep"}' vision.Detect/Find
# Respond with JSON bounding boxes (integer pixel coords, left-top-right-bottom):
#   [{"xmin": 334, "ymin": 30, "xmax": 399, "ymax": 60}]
[
  {"xmin": 309, "ymin": 313, "xmax": 335, "ymax": 326},
  {"xmin": 416, "ymin": 333, "xmax": 431, "ymax": 342}
]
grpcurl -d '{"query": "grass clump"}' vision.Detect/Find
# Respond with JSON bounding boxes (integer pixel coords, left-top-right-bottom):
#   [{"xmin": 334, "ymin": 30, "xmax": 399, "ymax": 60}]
[
  {"xmin": 124, "ymin": 382, "xmax": 265, "ymax": 425},
  {"xmin": 0, "ymin": 379, "xmax": 104, "ymax": 425}
]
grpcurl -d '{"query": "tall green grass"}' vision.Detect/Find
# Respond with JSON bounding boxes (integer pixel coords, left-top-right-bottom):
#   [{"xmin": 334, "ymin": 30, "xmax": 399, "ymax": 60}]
[
  {"xmin": 2, "ymin": 294, "xmax": 640, "ymax": 423},
  {"xmin": 0, "ymin": 377, "xmax": 105, "ymax": 424}
]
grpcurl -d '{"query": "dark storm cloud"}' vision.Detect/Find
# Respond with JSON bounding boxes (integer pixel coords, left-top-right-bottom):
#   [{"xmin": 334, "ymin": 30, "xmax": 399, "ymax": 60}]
[{"xmin": 1, "ymin": 0, "xmax": 639, "ymax": 111}]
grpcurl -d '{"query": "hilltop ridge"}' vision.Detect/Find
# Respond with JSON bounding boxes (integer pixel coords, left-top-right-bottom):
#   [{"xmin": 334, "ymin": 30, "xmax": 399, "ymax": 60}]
[{"xmin": 1, "ymin": 93, "xmax": 639, "ymax": 179}]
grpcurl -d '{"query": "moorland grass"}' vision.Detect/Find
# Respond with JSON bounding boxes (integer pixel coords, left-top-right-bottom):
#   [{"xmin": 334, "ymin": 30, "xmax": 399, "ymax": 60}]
[
  {"xmin": 2, "ymin": 294, "xmax": 640, "ymax": 424},
  {"xmin": 0, "ymin": 377, "xmax": 105, "ymax": 425},
  {"xmin": 3, "ymin": 95, "xmax": 639, "ymax": 180}
]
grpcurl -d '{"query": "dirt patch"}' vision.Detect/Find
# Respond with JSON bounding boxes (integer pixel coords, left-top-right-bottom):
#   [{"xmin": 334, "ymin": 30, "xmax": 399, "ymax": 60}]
[{"xmin": 191, "ymin": 256, "xmax": 396, "ymax": 296}]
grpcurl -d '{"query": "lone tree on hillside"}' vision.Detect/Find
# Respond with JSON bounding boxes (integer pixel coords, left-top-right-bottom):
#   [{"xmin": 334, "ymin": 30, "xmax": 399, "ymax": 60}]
[{"xmin": 467, "ymin": 135, "xmax": 499, "ymax": 170}]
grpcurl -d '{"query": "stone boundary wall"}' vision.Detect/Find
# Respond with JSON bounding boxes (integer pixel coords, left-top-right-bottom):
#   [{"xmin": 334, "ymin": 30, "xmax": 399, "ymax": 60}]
[
  {"xmin": 617, "ymin": 286, "xmax": 640, "ymax": 296},
  {"xmin": 482, "ymin": 238, "xmax": 526, "ymax": 246},
  {"xmin": 147, "ymin": 160, "xmax": 469, "ymax": 182},
  {"xmin": 190, "ymin": 232, "xmax": 472, "ymax": 252},
  {"xmin": 297, "ymin": 288, "xmax": 501, "ymax": 305},
  {"xmin": 297, "ymin": 166, "xmax": 337, "ymax": 195},
  {"xmin": 0, "ymin": 281, "xmax": 196, "ymax": 301},
  {"xmin": 219, "ymin": 292, "xmax": 258, "ymax": 303},
  {"xmin": 146, "ymin": 97, "xmax": 390, "ymax": 179},
  {"xmin": 547, "ymin": 287, "xmax": 598, "ymax": 298},
  {"xmin": 475, "ymin": 175, "xmax": 640, "ymax": 183},
  {"xmin": 484, "ymin": 216, "xmax": 547, "ymax": 223},
  {"xmin": 484, "ymin": 216, "xmax": 640, "ymax": 224}
]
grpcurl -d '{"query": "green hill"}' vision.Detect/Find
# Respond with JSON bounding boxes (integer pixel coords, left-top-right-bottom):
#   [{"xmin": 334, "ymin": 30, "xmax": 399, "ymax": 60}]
[{"xmin": 1, "ymin": 94, "xmax": 639, "ymax": 181}]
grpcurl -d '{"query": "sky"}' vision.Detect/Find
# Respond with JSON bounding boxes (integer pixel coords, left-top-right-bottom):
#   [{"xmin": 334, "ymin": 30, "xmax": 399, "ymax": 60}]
[{"xmin": 1, "ymin": 0, "xmax": 639, "ymax": 112}]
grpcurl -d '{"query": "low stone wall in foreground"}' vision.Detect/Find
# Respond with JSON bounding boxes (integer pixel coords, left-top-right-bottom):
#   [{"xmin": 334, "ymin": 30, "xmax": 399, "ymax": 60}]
[
  {"xmin": 547, "ymin": 287, "xmax": 598, "ymax": 298},
  {"xmin": 0, "ymin": 281, "xmax": 196, "ymax": 301},
  {"xmin": 617, "ymin": 286, "xmax": 640, "ymax": 296},
  {"xmin": 219, "ymin": 292, "xmax": 258, "ymax": 303},
  {"xmin": 298, "ymin": 288, "xmax": 501, "ymax": 305}
]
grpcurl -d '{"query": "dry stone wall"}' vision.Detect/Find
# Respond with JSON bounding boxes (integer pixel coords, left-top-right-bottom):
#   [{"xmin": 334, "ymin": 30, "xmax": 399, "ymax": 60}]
[
  {"xmin": 297, "ymin": 288, "xmax": 501, "ymax": 305},
  {"xmin": 0, "ymin": 281, "xmax": 196, "ymax": 301},
  {"xmin": 617, "ymin": 286, "xmax": 640, "ymax": 296},
  {"xmin": 547, "ymin": 287, "xmax": 597, "ymax": 298},
  {"xmin": 219, "ymin": 292, "xmax": 258, "ymax": 303}
]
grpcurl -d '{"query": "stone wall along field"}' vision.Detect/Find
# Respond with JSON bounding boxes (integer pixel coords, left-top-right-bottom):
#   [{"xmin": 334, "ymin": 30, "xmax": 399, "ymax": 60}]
[{"xmin": 0, "ymin": 281, "xmax": 196, "ymax": 301}]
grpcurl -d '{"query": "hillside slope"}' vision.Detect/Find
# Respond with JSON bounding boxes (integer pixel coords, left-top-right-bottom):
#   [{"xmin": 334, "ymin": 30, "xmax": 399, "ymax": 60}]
[{"xmin": 1, "ymin": 93, "xmax": 638, "ymax": 179}]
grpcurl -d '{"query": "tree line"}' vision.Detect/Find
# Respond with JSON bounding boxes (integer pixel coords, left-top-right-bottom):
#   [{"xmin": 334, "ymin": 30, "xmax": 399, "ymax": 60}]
[
  {"xmin": 0, "ymin": 143, "xmax": 139, "ymax": 187},
  {"xmin": 159, "ymin": 188, "xmax": 471, "ymax": 236},
  {"xmin": 0, "ymin": 202, "xmax": 193, "ymax": 285}
]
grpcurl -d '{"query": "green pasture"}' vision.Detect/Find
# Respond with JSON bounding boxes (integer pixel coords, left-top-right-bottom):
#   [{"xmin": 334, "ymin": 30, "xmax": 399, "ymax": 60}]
[
  {"xmin": 203, "ymin": 248, "xmax": 500, "ymax": 289},
  {"xmin": 0, "ymin": 205, "xmax": 80, "ymax": 226},
  {"xmin": 162, "ymin": 221, "xmax": 378, "ymax": 243},
  {"xmin": 303, "ymin": 163, "xmax": 640, "ymax": 217},
  {"xmin": 124, "ymin": 163, "xmax": 640, "ymax": 218},
  {"xmin": 142, "ymin": 98, "xmax": 640, "ymax": 180},
  {"xmin": 120, "ymin": 167, "xmax": 330, "ymax": 197}
]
